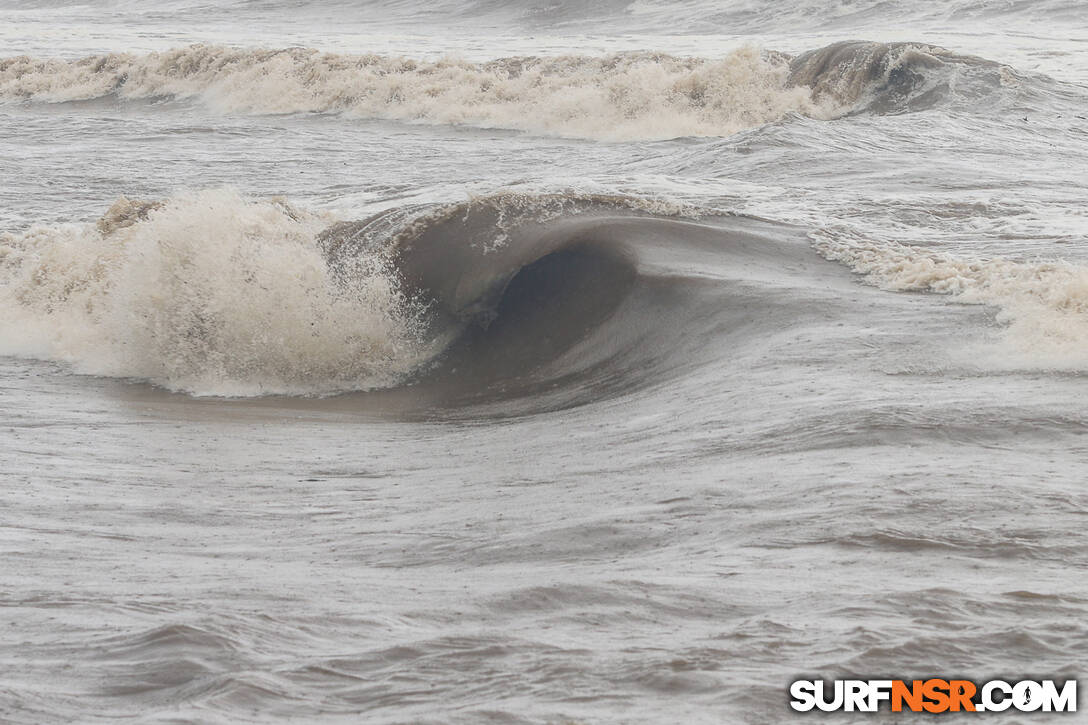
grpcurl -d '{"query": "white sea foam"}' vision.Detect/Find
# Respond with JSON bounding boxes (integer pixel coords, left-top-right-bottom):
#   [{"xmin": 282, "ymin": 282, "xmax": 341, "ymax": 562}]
[
  {"xmin": 813, "ymin": 228, "xmax": 1088, "ymax": 370},
  {"xmin": 0, "ymin": 45, "xmax": 830, "ymax": 141},
  {"xmin": 0, "ymin": 190, "xmax": 431, "ymax": 396}
]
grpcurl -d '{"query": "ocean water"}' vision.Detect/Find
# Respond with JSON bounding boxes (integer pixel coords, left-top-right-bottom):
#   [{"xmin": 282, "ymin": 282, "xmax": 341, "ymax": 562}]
[{"xmin": 1, "ymin": 1, "xmax": 1086, "ymax": 723}]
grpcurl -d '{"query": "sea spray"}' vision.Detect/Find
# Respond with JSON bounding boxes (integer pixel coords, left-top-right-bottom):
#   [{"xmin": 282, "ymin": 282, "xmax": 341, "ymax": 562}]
[{"xmin": 0, "ymin": 189, "xmax": 433, "ymax": 395}]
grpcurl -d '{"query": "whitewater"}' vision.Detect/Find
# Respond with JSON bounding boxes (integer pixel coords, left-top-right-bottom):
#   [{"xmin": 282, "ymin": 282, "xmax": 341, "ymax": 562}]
[{"xmin": 0, "ymin": 1, "xmax": 1086, "ymax": 723}]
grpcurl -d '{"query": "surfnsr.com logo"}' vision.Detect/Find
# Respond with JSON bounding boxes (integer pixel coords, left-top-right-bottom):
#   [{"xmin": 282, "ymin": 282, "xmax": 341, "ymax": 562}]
[{"xmin": 789, "ymin": 679, "xmax": 1077, "ymax": 713}]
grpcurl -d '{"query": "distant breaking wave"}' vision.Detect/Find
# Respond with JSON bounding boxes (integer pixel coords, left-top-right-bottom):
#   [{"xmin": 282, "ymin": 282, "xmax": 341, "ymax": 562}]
[
  {"xmin": 0, "ymin": 45, "xmax": 821, "ymax": 141},
  {"xmin": 0, "ymin": 42, "xmax": 1022, "ymax": 141}
]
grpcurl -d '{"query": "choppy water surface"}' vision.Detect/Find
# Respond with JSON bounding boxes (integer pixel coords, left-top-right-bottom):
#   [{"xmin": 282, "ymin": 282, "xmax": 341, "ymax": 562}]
[{"xmin": 1, "ymin": 1, "xmax": 1086, "ymax": 723}]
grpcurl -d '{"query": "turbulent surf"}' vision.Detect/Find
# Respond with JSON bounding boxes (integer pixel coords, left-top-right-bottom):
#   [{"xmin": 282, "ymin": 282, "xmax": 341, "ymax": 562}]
[
  {"xmin": 1, "ymin": 1, "xmax": 1087, "ymax": 723},
  {"xmin": 0, "ymin": 40, "xmax": 1040, "ymax": 140}
]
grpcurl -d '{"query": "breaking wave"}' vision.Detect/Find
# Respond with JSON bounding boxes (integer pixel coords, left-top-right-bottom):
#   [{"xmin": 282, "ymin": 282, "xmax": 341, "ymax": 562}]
[
  {"xmin": 0, "ymin": 42, "xmax": 1026, "ymax": 140},
  {"xmin": 0, "ymin": 45, "xmax": 823, "ymax": 141},
  {"xmin": 0, "ymin": 189, "xmax": 817, "ymax": 402},
  {"xmin": 4, "ymin": 190, "xmax": 1083, "ymax": 402}
]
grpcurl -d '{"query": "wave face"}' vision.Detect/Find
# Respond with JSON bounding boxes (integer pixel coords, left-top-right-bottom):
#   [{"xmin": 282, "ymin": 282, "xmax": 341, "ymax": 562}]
[
  {"xmin": 306, "ymin": 192, "xmax": 860, "ymax": 410},
  {"xmin": 787, "ymin": 41, "xmax": 1018, "ymax": 114}
]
